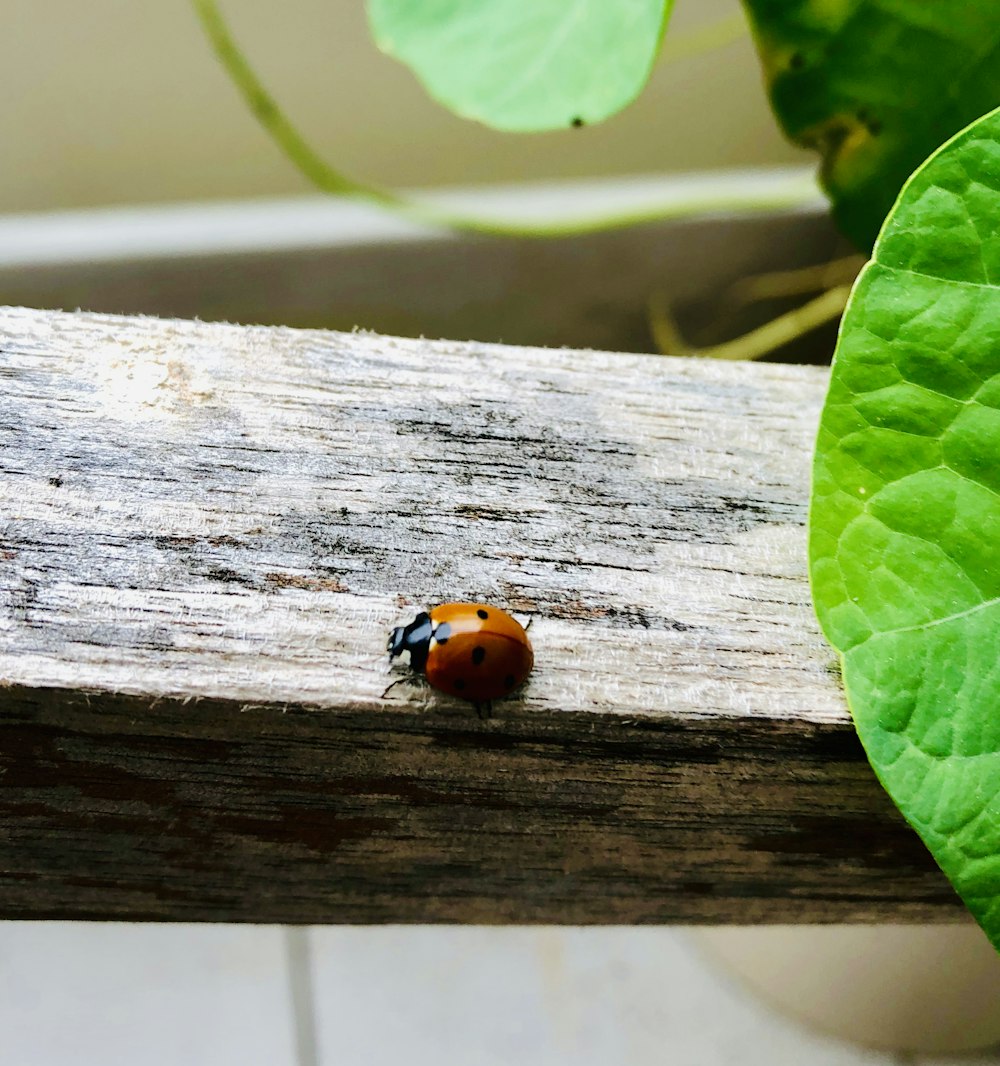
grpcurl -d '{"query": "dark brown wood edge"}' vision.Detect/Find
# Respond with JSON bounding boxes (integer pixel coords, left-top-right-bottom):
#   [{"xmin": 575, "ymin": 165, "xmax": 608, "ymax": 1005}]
[{"xmin": 0, "ymin": 683, "xmax": 960, "ymax": 924}]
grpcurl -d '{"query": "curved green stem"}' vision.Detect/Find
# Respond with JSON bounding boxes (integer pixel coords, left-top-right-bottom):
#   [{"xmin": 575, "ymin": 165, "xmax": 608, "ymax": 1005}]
[{"xmin": 193, "ymin": 0, "xmax": 815, "ymax": 237}]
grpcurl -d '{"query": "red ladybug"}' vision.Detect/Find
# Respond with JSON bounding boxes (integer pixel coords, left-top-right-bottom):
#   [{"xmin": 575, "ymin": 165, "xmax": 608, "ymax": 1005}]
[{"xmin": 387, "ymin": 602, "xmax": 533, "ymax": 709}]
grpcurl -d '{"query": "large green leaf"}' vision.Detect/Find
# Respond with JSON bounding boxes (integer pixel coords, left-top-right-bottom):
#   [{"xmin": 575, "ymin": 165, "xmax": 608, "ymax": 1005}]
[
  {"xmin": 366, "ymin": 0, "xmax": 672, "ymax": 132},
  {"xmin": 742, "ymin": 0, "xmax": 1000, "ymax": 251},
  {"xmin": 811, "ymin": 106, "xmax": 1000, "ymax": 948}
]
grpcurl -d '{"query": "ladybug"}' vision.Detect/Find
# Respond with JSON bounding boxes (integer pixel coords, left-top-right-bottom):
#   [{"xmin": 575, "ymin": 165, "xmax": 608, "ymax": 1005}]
[{"xmin": 387, "ymin": 602, "xmax": 533, "ymax": 710}]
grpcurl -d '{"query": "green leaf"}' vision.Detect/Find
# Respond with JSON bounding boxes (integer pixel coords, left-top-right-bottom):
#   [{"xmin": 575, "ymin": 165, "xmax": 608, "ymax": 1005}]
[
  {"xmin": 810, "ymin": 106, "xmax": 1000, "ymax": 949},
  {"xmin": 742, "ymin": 0, "xmax": 1000, "ymax": 250},
  {"xmin": 366, "ymin": 0, "xmax": 672, "ymax": 132}
]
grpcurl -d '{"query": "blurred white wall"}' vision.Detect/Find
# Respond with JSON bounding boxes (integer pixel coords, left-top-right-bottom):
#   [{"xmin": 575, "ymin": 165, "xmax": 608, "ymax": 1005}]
[{"xmin": 2, "ymin": 0, "xmax": 806, "ymax": 213}]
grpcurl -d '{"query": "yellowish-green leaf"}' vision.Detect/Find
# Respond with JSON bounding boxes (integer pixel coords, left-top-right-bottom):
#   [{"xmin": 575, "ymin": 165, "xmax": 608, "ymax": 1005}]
[{"xmin": 742, "ymin": 0, "xmax": 1000, "ymax": 250}]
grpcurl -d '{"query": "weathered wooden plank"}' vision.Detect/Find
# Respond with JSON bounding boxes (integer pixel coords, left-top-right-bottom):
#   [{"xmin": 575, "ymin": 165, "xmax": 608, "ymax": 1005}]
[{"xmin": 0, "ymin": 306, "xmax": 960, "ymax": 922}]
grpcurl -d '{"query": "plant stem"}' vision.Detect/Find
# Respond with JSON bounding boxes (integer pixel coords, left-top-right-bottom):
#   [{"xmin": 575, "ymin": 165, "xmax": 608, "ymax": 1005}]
[
  {"xmin": 649, "ymin": 283, "xmax": 851, "ymax": 361},
  {"xmin": 192, "ymin": 0, "xmax": 818, "ymax": 237}
]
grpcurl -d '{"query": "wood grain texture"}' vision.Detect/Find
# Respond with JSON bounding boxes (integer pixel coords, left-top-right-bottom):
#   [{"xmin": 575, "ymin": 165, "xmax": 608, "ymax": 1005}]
[{"xmin": 0, "ymin": 306, "xmax": 961, "ymax": 922}]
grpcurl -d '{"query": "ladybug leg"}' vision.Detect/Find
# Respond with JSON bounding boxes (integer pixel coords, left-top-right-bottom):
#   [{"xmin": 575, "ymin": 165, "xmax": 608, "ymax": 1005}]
[
  {"xmin": 381, "ymin": 677, "xmax": 409, "ymax": 700},
  {"xmin": 475, "ymin": 700, "xmax": 493, "ymax": 720},
  {"xmin": 522, "ymin": 617, "xmax": 533, "ymax": 633}
]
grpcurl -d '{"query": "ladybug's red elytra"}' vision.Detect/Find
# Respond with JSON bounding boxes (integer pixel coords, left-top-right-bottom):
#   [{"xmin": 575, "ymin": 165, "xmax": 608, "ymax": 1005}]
[{"xmin": 387, "ymin": 602, "xmax": 533, "ymax": 709}]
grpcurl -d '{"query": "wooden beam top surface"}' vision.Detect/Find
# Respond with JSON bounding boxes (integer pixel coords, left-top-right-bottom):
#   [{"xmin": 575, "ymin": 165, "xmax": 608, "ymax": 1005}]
[{"xmin": 0, "ymin": 305, "xmax": 842, "ymax": 723}]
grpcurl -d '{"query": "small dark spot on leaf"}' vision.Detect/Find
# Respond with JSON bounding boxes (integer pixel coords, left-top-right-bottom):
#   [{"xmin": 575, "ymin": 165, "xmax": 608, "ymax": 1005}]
[
  {"xmin": 472, "ymin": 645, "xmax": 486, "ymax": 666},
  {"xmin": 571, "ymin": 116, "xmax": 584, "ymax": 128},
  {"xmin": 789, "ymin": 51, "xmax": 805, "ymax": 70},
  {"xmin": 477, "ymin": 608, "xmax": 489, "ymax": 619},
  {"xmin": 857, "ymin": 109, "xmax": 882, "ymax": 135}
]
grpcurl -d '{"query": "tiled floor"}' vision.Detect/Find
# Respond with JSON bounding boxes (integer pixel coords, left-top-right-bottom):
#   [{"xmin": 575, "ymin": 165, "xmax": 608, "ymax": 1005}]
[
  {"xmin": 0, "ymin": 923, "xmax": 295, "ymax": 1065},
  {"xmin": 0, "ymin": 925, "xmax": 997, "ymax": 1066}
]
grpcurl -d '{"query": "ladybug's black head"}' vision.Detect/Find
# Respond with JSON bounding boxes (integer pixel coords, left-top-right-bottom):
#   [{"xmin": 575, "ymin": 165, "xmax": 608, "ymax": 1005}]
[
  {"xmin": 387, "ymin": 611, "xmax": 433, "ymax": 673},
  {"xmin": 387, "ymin": 625, "xmax": 410, "ymax": 657}
]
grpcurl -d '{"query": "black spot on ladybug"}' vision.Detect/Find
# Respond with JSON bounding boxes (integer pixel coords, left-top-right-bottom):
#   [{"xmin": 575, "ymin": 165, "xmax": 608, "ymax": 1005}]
[
  {"xmin": 571, "ymin": 116, "xmax": 584, "ymax": 128},
  {"xmin": 504, "ymin": 674, "xmax": 516, "ymax": 688},
  {"xmin": 789, "ymin": 52, "xmax": 805, "ymax": 70},
  {"xmin": 454, "ymin": 678, "xmax": 466, "ymax": 691},
  {"xmin": 471, "ymin": 645, "xmax": 486, "ymax": 666},
  {"xmin": 477, "ymin": 609, "xmax": 489, "ymax": 619},
  {"xmin": 434, "ymin": 621, "xmax": 452, "ymax": 645}
]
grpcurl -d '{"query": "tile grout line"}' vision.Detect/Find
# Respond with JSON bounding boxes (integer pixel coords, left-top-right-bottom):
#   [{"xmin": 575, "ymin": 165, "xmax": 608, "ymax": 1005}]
[{"xmin": 285, "ymin": 927, "xmax": 321, "ymax": 1066}]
